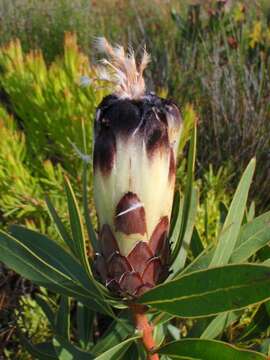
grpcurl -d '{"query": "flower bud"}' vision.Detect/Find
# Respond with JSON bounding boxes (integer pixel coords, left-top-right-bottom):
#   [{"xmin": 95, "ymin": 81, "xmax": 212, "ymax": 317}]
[{"xmin": 93, "ymin": 39, "xmax": 182, "ymax": 297}]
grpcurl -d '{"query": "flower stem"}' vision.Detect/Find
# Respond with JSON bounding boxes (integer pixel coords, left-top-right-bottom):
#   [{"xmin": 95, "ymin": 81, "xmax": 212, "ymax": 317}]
[{"xmin": 130, "ymin": 304, "xmax": 159, "ymax": 360}]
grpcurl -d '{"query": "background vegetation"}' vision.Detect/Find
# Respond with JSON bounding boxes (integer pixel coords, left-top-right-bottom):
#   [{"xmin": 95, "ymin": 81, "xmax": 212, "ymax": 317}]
[{"xmin": 0, "ymin": 0, "xmax": 269, "ymax": 358}]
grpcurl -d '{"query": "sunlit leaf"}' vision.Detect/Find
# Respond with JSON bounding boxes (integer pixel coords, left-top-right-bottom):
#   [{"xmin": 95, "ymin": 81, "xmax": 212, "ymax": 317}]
[
  {"xmin": 210, "ymin": 159, "xmax": 255, "ymax": 266},
  {"xmin": 139, "ymin": 264, "xmax": 270, "ymax": 318},
  {"xmin": 158, "ymin": 339, "xmax": 266, "ymax": 359}
]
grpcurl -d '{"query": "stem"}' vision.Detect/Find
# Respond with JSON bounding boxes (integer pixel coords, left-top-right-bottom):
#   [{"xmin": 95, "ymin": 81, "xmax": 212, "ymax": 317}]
[{"xmin": 130, "ymin": 304, "xmax": 159, "ymax": 360}]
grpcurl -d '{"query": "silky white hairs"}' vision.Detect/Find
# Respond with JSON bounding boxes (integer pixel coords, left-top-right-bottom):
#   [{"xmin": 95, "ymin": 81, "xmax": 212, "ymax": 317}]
[{"xmin": 95, "ymin": 37, "xmax": 150, "ymax": 100}]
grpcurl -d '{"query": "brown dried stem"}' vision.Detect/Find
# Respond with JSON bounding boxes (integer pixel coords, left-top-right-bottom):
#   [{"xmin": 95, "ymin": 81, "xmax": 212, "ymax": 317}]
[{"xmin": 130, "ymin": 304, "xmax": 159, "ymax": 360}]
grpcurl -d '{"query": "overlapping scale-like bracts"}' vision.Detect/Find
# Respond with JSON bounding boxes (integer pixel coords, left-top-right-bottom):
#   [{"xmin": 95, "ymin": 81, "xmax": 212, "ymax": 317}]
[{"xmin": 93, "ymin": 93, "xmax": 182, "ymax": 297}]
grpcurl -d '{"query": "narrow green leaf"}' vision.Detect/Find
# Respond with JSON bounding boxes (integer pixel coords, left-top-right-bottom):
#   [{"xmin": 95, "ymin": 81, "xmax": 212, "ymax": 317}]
[
  {"xmin": 9, "ymin": 226, "xmax": 98, "ymax": 296},
  {"xmin": 152, "ymin": 312, "xmax": 174, "ymax": 326},
  {"xmin": 153, "ymin": 323, "xmax": 167, "ymax": 347},
  {"xmin": 169, "ymin": 191, "xmax": 181, "ymax": 238},
  {"xmin": 0, "ymin": 230, "xmax": 111, "ymax": 315},
  {"xmin": 210, "ymin": 158, "xmax": 256, "ymax": 266},
  {"xmin": 189, "ymin": 226, "xmax": 204, "ymax": 258},
  {"xmin": 95, "ymin": 336, "xmax": 140, "ymax": 360},
  {"xmin": 219, "ymin": 201, "xmax": 228, "ymax": 227},
  {"xmin": 170, "ymin": 193, "xmax": 184, "ymax": 253},
  {"xmin": 0, "ymin": 230, "xmax": 87, "ymax": 295},
  {"xmin": 9, "ymin": 226, "xmax": 85, "ymax": 283},
  {"xmin": 19, "ymin": 334, "xmax": 57, "ymax": 360},
  {"xmin": 182, "ymin": 212, "xmax": 270, "ymax": 277},
  {"xmin": 178, "ymin": 104, "xmax": 197, "ymax": 154},
  {"xmin": 200, "ymin": 313, "xmax": 227, "ymax": 340},
  {"xmin": 231, "ymin": 212, "xmax": 270, "ymax": 263},
  {"xmin": 264, "ymin": 258, "xmax": 270, "ymax": 266},
  {"xmin": 82, "ymin": 162, "xmax": 99, "ymax": 252},
  {"xmin": 56, "ymin": 296, "xmax": 70, "ymax": 340},
  {"xmin": 167, "ymin": 324, "xmax": 180, "ymax": 340},
  {"xmin": 121, "ymin": 343, "xmax": 142, "ymax": 360},
  {"xmin": 77, "ymin": 301, "xmax": 94, "ymax": 349},
  {"xmin": 204, "ymin": 197, "xmax": 209, "ymax": 242},
  {"xmin": 92, "ymin": 311, "xmax": 133, "ymax": 355},
  {"xmin": 64, "ymin": 176, "xmax": 92, "ymax": 277},
  {"xmin": 170, "ymin": 187, "xmax": 198, "ymax": 278},
  {"xmin": 158, "ymin": 339, "xmax": 266, "ymax": 359},
  {"xmin": 200, "ymin": 311, "xmax": 239, "ymax": 340},
  {"xmin": 237, "ymin": 304, "xmax": 270, "ymax": 342},
  {"xmin": 247, "ymin": 201, "xmax": 256, "ymax": 222},
  {"xmin": 139, "ymin": 264, "xmax": 270, "ymax": 318},
  {"xmin": 180, "ymin": 246, "xmax": 214, "ymax": 276},
  {"xmin": 171, "ymin": 125, "xmax": 196, "ymax": 263},
  {"xmin": 188, "ymin": 317, "xmax": 213, "ymax": 339},
  {"xmin": 53, "ymin": 336, "xmax": 93, "ymax": 360},
  {"xmin": 45, "ymin": 195, "xmax": 73, "ymax": 250}
]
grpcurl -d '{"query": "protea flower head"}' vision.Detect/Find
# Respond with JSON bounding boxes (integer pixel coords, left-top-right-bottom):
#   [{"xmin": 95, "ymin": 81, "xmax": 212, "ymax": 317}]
[{"xmin": 93, "ymin": 38, "xmax": 182, "ymax": 298}]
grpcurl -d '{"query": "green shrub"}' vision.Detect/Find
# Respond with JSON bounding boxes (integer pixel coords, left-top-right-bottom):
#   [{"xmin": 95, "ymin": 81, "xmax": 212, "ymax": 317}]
[
  {"xmin": 1, "ymin": 1, "xmax": 268, "ymax": 209},
  {"xmin": 0, "ymin": 106, "xmax": 65, "ymax": 237},
  {"xmin": 0, "ymin": 33, "xmax": 106, "ymax": 174}
]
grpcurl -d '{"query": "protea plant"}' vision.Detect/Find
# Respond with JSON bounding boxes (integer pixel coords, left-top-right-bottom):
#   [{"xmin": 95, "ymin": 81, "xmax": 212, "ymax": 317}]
[
  {"xmin": 93, "ymin": 38, "xmax": 182, "ymax": 298},
  {"xmin": 1, "ymin": 31, "xmax": 270, "ymax": 360}
]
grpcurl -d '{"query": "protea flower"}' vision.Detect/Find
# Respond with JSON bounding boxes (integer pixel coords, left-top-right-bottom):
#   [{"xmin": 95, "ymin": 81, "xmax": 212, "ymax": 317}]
[{"xmin": 93, "ymin": 38, "xmax": 182, "ymax": 298}]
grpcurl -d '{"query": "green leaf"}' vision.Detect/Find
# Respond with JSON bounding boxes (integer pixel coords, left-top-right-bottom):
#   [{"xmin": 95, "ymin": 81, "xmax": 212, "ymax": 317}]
[
  {"xmin": 180, "ymin": 246, "xmax": 214, "ymax": 276},
  {"xmin": 152, "ymin": 312, "xmax": 174, "ymax": 326},
  {"xmin": 200, "ymin": 311, "xmax": 239, "ymax": 340},
  {"xmin": 167, "ymin": 324, "xmax": 180, "ymax": 340},
  {"xmin": 121, "ymin": 343, "xmax": 143, "ymax": 360},
  {"xmin": 139, "ymin": 264, "xmax": 270, "ymax": 318},
  {"xmin": 153, "ymin": 323, "xmax": 167, "ymax": 347},
  {"xmin": 237, "ymin": 304, "xmax": 270, "ymax": 341},
  {"xmin": 77, "ymin": 301, "xmax": 94, "ymax": 349},
  {"xmin": 171, "ymin": 125, "xmax": 196, "ymax": 263},
  {"xmin": 170, "ymin": 193, "xmax": 184, "ymax": 253},
  {"xmin": 231, "ymin": 212, "xmax": 270, "ymax": 263},
  {"xmin": 210, "ymin": 158, "xmax": 256, "ymax": 266},
  {"xmin": 189, "ymin": 226, "xmax": 204, "ymax": 258},
  {"xmin": 8, "ymin": 225, "xmax": 99, "ymax": 296},
  {"xmin": 169, "ymin": 187, "xmax": 198, "ymax": 278},
  {"xmin": 64, "ymin": 176, "xmax": 92, "ymax": 277},
  {"xmin": 247, "ymin": 201, "xmax": 256, "ymax": 222},
  {"xmin": 158, "ymin": 339, "xmax": 266, "ymax": 359},
  {"xmin": 0, "ymin": 230, "xmax": 111, "ymax": 315},
  {"xmin": 219, "ymin": 202, "xmax": 228, "ymax": 227},
  {"xmin": 182, "ymin": 211, "xmax": 270, "ymax": 277},
  {"xmin": 169, "ymin": 191, "xmax": 181, "ymax": 238},
  {"xmin": 19, "ymin": 334, "xmax": 57, "ymax": 360},
  {"xmin": 53, "ymin": 336, "xmax": 93, "ymax": 360},
  {"xmin": 56, "ymin": 296, "xmax": 70, "ymax": 340},
  {"xmin": 45, "ymin": 195, "xmax": 73, "ymax": 250},
  {"xmin": 95, "ymin": 336, "xmax": 140, "ymax": 360},
  {"xmin": 82, "ymin": 162, "xmax": 99, "ymax": 253},
  {"xmin": 178, "ymin": 104, "xmax": 197, "ymax": 154},
  {"xmin": 92, "ymin": 311, "xmax": 133, "ymax": 355}
]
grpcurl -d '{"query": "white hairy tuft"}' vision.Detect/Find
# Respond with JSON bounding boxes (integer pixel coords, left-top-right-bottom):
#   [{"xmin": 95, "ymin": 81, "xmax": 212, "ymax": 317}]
[
  {"xmin": 95, "ymin": 37, "xmax": 150, "ymax": 100},
  {"xmin": 116, "ymin": 202, "xmax": 144, "ymax": 217}
]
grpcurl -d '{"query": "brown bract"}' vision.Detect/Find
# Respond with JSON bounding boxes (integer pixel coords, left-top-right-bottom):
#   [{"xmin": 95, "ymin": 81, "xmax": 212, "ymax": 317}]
[
  {"xmin": 115, "ymin": 192, "xmax": 146, "ymax": 235},
  {"xmin": 94, "ymin": 216, "xmax": 169, "ymax": 298}
]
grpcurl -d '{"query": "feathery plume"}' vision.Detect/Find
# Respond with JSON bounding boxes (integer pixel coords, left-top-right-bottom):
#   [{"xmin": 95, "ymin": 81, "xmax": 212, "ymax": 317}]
[{"xmin": 95, "ymin": 37, "xmax": 150, "ymax": 100}]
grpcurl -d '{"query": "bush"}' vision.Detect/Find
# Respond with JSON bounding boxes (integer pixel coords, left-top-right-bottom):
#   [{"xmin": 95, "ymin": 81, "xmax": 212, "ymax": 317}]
[
  {"xmin": 0, "ymin": 35, "xmax": 102, "ymax": 357},
  {"xmin": 0, "ymin": 1, "xmax": 269, "ymax": 210}
]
